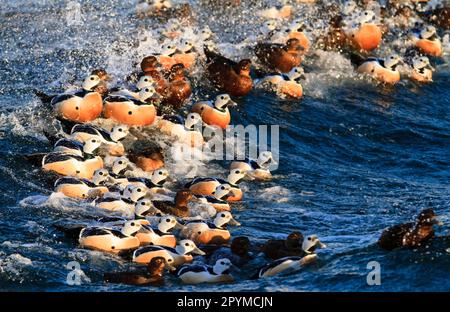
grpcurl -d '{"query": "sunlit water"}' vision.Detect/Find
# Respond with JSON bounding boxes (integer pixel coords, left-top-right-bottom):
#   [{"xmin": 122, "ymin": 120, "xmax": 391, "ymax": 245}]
[{"xmin": 0, "ymin": 0, "xmax": 449, "ymax": 291}]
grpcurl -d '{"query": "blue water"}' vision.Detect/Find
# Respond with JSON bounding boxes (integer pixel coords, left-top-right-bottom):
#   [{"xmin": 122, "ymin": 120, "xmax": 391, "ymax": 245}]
[{"xmin": 0, "ymin": 1, "xmax": 449, "ymax": 291}]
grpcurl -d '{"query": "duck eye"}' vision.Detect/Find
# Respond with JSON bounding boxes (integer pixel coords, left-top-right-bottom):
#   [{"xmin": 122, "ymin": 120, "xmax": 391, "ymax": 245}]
[
  {"xmin": 98, "ymin": 172, "xmax": 103, "ymax": 176},
  {"xmin": 165, "ymin": 218, "xmax": 170, "ymax": 223},
  {"xmin": 185, "ymin": 243, "xmax": 190, "ymax": 247},
  {"xmin": 137, "ymin": 188, "xmax": 142, "ymax": 192},
  {"xmin": 221, "ymin": 186, "xmax": 225, "ymax": 190},
  {"xmin": 144, "ymin": 78, "xmax": 148, "ymax": 82},
  {"xmin": 118, "ymin": 128, "xmax": 123, "ymax": 132},
  {"xmin": 221, "ymin": 213, "xmax": 226, "ymax": 217},
  {"xmin": 159, "ymin": 171, "xmax": 163, "ymax": 175},
  {"xmin": 220, "ymin": 261, "xmax": 225, "ymax": 265},
  {"xmin": 197, "ymin": 231, "xmax": 201, "ymax": 235},
  {"xmin": 90, "ymin": 77, "xmax": 94, "ymax": 81},
  {"xmin": 167, "ymin": 258, "xmax": 173, "ymax": 262},
  {"xmin": 118, "ymin": 161, "xmax": 123, "ymax": 165},
  {"xmin": 308, "ymin": 237, "xmax": 312, "ymax": 241},
  {"xmin": 75, "ymin": 106, "xmax": 79, "ymax": 110},
  {"xmin": 235, "ymin": 170, "xmax": 240, "ymax": 174},
  {"xmin": 130, "ymin": 222, "xmax": 135, "ymax": 226},
  {"xmin": 364, "ymin": 12, "xmax": 368, "ymax": 15},
  {"xmin": 190, "ymin": 115, "xmax": 195, "ymax": 119}
]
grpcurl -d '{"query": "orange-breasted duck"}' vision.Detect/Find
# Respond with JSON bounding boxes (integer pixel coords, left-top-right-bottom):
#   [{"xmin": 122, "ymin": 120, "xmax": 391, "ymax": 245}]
[
  {"xmin": 257, "ymin": 66, "xmax": 304, "ymax": 98},
  {"xmin": 190, "ymin": 94, "xmax": 236, "ymax": 129},
  {"xmin": 353, "ymin": 54, "xmax": 403, "ymax": 84},
  {"xmin": 411, "ymin": 25, "xmax": 443, "ymax": 57},
  {"xmin": 185, "ymin": 168, "xmax": 246, "ymax": 201},
  {"xmin": 180, "ymin": 211, "xmax": 240, "ymax": 245}
]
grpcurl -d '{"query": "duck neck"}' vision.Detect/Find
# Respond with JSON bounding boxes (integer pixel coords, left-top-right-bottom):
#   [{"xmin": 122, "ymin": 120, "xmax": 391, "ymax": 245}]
[{"xmin": 175, "ymin": 245, "xmax": 187, "ymax": 255}]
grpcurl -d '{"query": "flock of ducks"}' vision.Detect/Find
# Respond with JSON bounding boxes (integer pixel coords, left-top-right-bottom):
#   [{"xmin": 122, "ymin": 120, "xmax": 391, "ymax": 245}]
[{"xmin": 27, "ymin": 0, "xmax": 449, "ymax": 286}]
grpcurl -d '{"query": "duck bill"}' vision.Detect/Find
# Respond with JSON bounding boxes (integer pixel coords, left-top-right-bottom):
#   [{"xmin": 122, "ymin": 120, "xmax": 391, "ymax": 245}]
[
  {"xmin": 228, "ymin": 217, "xmax": 241, "ymax": 226},
  {"xmin": 174, "ymin": 221, "xmax": 184, "ymax": 230},
  {"xmin": 165, "ymin": 262, "xmax": 177, "ymax": 272},
  {"xmin": 318, "ymin": 241, "xmax": 327, "ymax": 249},
  {"xmin": 192, "ymin": 247, "xmax": 206, "ymax": 256},
  {"xmin": 226, "ymin": 99, "xmax": 237, "ymax": 107}
]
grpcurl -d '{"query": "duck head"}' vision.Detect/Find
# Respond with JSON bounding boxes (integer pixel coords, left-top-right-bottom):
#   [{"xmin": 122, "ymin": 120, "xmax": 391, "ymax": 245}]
[
  {"xmin": 412, "ymin": 56, "xmax": 434, "ymax": 71},
  {"xmin": 384, "ymin": 55, "xmax": 403, "ymax": 71},
  {"xmin": 137, "ymin": 75, "xmax": 155, "ymax": 90},
  {"xmin": 199, "ymin": 26, "xmax": 212, "ymax": 41},
  {"xmin": 141, "ymin": 56, "xmax": 159, "ymax": 73},
  {"xmin": 185, "ymin": 112, "xmax": 202, "ymax": 130},
  {"xmin": 236, "ymin": 59, "xmax": 251, "ymax": 76},
  {"xmin": 357, "ymin": 10, "xmax": 376, "ymax": 25},
  {"xmin": 110, "ymin": 125, "xmax": 129, "ymax": 142},
  {"xmin": 261, "ymin": 20, "xmax": 278, "ymax": 36},
  {"xmin": 417, "ymin": 208, "xmax": 440, "ymax": 226},
  {"xmin": 286, "ymin": 66, "xmax": 305, "ymax": 81},
  {"xmin": 138, "ymin": 86, "xmax": 159, "ymax": 102},
  {"xmin": 83, "ymin": 138, "xmax": 102, "ymax": 155},
  {"xmin": 135, "ymin": 198, "xmax": 162, "ymax": 218},
  {"xmin": 230, "ymin": 236, "xmax": 250, "ymax": 257},
  {"xmin": 227, "ymin": 168, "xmax": 246, "ymax": 185},
  {"xmin": 213, "ymin": 258, "xmax": 232, "ymax": 275},
  {"xmin": 82, "ymin": 74, "xmax": 101, "ymax": 91},
  {"xmin": 420, "ymin": 25, "xmax": 437, "ymax": 40},
  {"xmin": 214, "ymin": 94, "xmax": 236, "ymax": 111},
  {"xmin": 112, "ymin": 157, "xmax": 131, "ymax": 174},
  {"xmin": 150, "ymin": 168, "xmax": 169, "ymax": 186},
  {"xmin": 212, "ymin": 184, "xmax": 232, "ymax": 200},
  {"xmin": 123, "ymin": 184, "xmax": 146, "ymax": 202},
  {"xmin": 257, "ymin": 151, "xmax": 276, "ymax": 168},
  {"xmin": 152, "ymin": 0, "xmax": 172, "ymax": 10},
  {"xmin": 175, "ymin": 239, "xmax": 205, "ymax": 256},
  {"xmin": 285, "ymin": 38, "xmax": 303, "ymax": 52},
  {"xmin": 92, "ymin": 168, "xmax": 109, "ymax": 185},
  {"xmin": 178, "ymin": 40, "xmax": 196, "ymax": 54},
  {"xmin": 213, "ymin": 211, "xmax": 241, "ymax": 228},
  {"xmin": 158, "ymin": 215, "xmax": 183, "ymax": 233},
  {"xmin": 302, "ymin": 235, "xmax": 327, "ymax": 254},
  {"xmin": 121, "ymin": 220, "xmax": 142, "ymax": 236},
  {"xmin": 161, "ymin": 44, "xmax": 177, "ymax": 57}
]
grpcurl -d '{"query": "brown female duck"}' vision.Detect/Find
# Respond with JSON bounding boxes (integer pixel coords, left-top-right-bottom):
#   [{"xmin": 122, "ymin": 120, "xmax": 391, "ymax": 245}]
[
  {"xmin": 255, "ymin": 38, "xmax": 303, "ymax": 73},
  {"xmin": 103, "ymin": 256, "xmax": 172, "ymax": 286},
  {"xmin": 378, "ymin": 208, "xmax": 440, "ymax": 251},
  {"xmin": 204, "ymin": 45, "xmax": 252, "ymax": 97},
  {"xmin": 161, "ymin": 63, "xmax": 192, "ymax": 112},
  {"xmin": 152, "ymin": 190, "xmax": 198, "ymax": 218}
]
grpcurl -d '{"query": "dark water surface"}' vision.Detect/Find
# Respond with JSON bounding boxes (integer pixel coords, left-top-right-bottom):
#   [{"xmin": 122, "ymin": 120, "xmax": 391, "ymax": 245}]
[{"xmin": 0, "ymin": 1, "xmax": 449, "ymax": 291}]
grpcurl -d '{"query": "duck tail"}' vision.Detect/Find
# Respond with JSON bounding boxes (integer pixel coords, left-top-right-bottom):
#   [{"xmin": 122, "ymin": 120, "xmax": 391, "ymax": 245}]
[
  {"xmin": 203, "ymin": 44, "xmax": 217, "ymax": 63},
  {"xmin": 53, "ymin": 224, "xmax": 85, "ymax": 240},
  {"xmin": 23, "ymin": 153, "xmax": 46, "ymax": 167},
  {"xmin": 33, "ymin": 89, "xmax": 54, "ymax": 105},
  {"xmin": 349, "ymin": 52, "xmax": 366, "ymax": 67}
]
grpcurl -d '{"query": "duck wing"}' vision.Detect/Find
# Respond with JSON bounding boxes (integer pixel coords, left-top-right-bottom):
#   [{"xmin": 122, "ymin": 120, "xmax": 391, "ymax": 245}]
[
  {"xmin": 378, "ymin": 222, "xmax": 414, "ymax": 251},
  {"xmin": 204, "ymin": 45, "xmax": 237, "ymax": 67}
]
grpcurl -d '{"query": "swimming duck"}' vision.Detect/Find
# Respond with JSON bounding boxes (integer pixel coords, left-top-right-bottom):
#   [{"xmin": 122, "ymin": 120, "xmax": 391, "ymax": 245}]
[
  {"xmin": 255, "ymin": 38, "xmax": 303, "ymax": 73},
  {"xmin": 152, "ymin": 190, "xmax": 199, "ymax": 218},
  {"xmin": 354, "ymin": 54, "xmax": 403, "ymax": 84},
  {"xmin": 195, "ymin": 184, "xmax": 234, "ymax": 212},
  {"xmin": 109, "ymin": 75, "xmax": 156, "ymax": 100},
  {"xmin": 136, "ymin": 0, "xmax": 173, "ymax": 18},
  {"xmin": 190, "ymin": 94, "xmax": 236, "ymax": 129},
  {"xmin": 51, "ymin": 74, "xmax": 103, "ymax": 123},
  {"xmin": 261, "ymin": 232, "xmax": 327, "ymax": 260},
  {"xmin": 52, "ymin": 137, "xmax": 100, "ymax": 158},
  {"xmin": 185, "ymin": 168, "xmax": 246, "ymax": 201},
  {"xmin": 346, "ymin": 10, "xmax": 382, "ymax": 52},
  {"xmin": 42, "ymin": 139, "xmax": 103, "ymax": 179},
  {"xmin": 157, "ymin": 44, "xmax": 178, "ymax": 71},
  {"xmin": 134, "ymin": 197, "xmax": 163, "ymax": 219},
  {"xmin": 135, "ymin": 215, "xmax": 182, "ymax": 247},
  {"xmin": 157, "ymin": 113, "xmax": 204, "ymax": 147},
  {"xmin": 104, "ymin": 256, "xmax": 172, "ymax": 286},
  {"xmin": 409, "ymin": 55, "xmax": 434, "ymax": 82},
  {"xmin": 412, "ymin": 25, "xmax": 443, "ymax": 56},
  {"xmin": 160, "ymin": 63, "xmax": 192, "ymax": 112},
  {"xmin": 54, "ymin": 173, "xmax": 109, "ymax": 200},
  {"xmin": 104, "ymin": 87, "xmax": 159, "ymax": 126},
  {"xmin": 133, "ymin": 239, "xmax": 205, "ymax": 266},
  {"xmin": 271, "ymin": 20, "xmax": 310, "ymax": 51},
  {"xmin": 204, "ymin": 45, "xmax": 253, "ymax": 97},
  {"xmin": 126, "ymin": 168, "xmax": 171, "ymax": 195},
  {"xmin": 176, "ymin": 258, "xmax": 233, "ymax": 284},
  {"xmin": 258, "ymin": 66, "xmax": 304, "ymax": 98},
  {"xmin": 173, "ymin": 39, "xmax": 197, "ymax": 70},
  {"xmin": 254, "ymin": 254, "xmax": 318, "ymax": 278},
  {"xmin": 95, "ymin": 185, "xmax": 146, "ymax": 213},
  {"xmin": 180, "ymin": 211, "xmax": 241, "ymax": 245},
  {"xmin": 230, "ymin": 151, "xmax": 276, "ymax": 180},
  {"xmin": 206, "ymin": 236, "xmax": 253, "ymax": 266},
  {"xmin": 79, "ymin": 220, "xmax": 142, "ymax": 253},
  {"xmin": 378, "ymin": 208, "xmax": 441, "ymax": 251},
  {"xmin": 127, "ymin": 141, "xmax": 166, "ymax": 172},
  {"xmin": 139, "ymin": 56, "xmax": 168, "ymax": 95}
]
